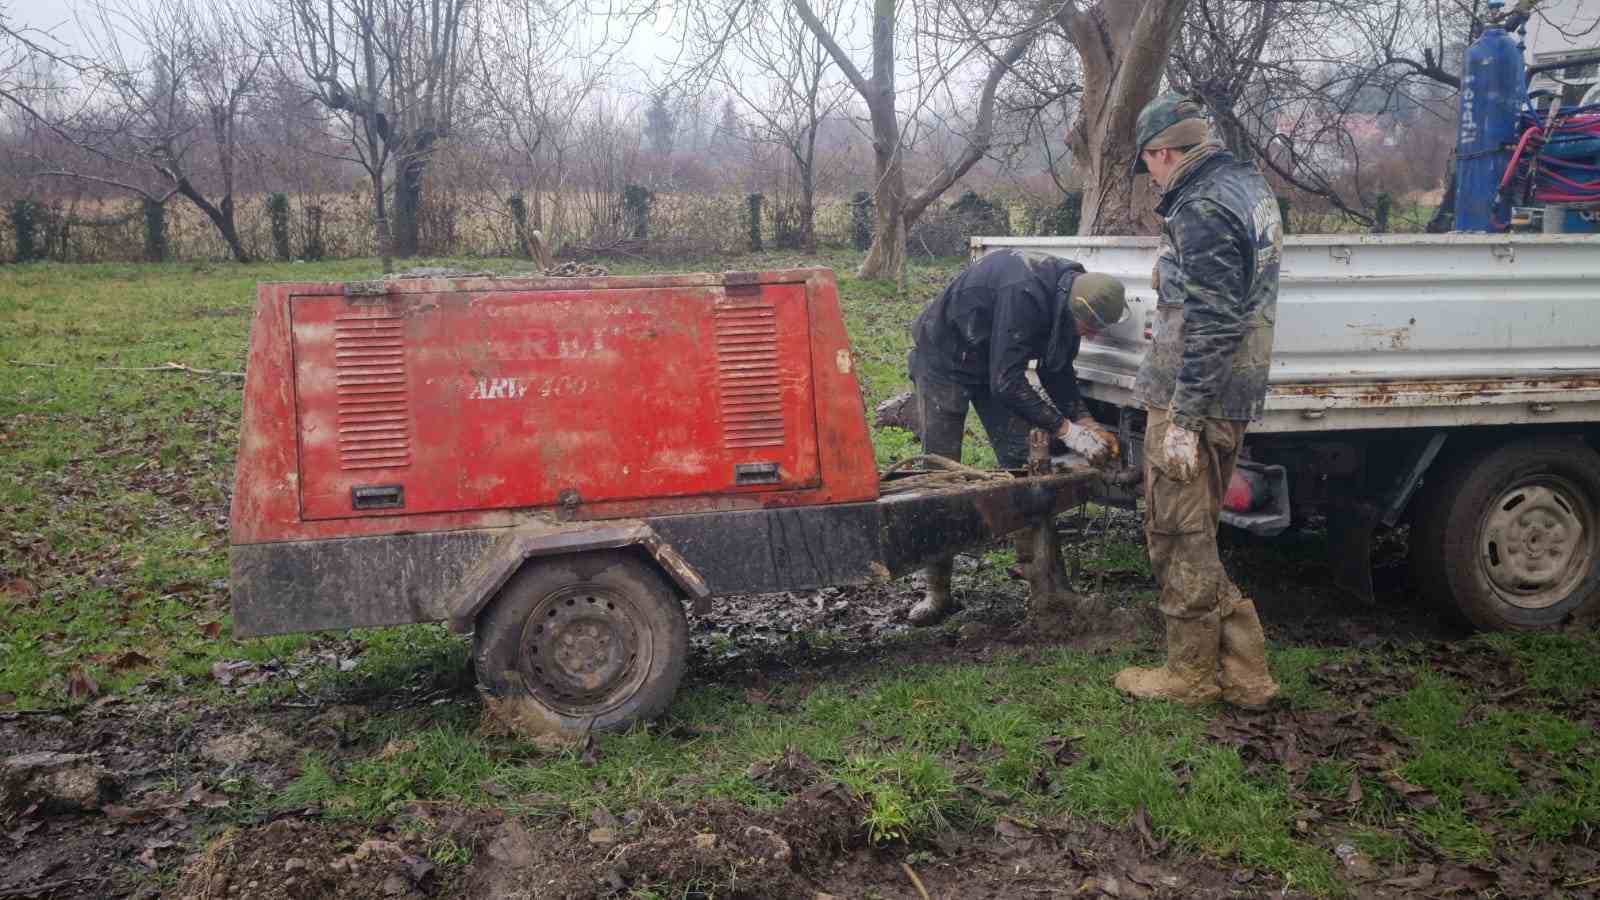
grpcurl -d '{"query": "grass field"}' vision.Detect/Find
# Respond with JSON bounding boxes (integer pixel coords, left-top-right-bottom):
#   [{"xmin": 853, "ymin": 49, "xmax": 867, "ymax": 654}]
[{"xmin": 3, "ymin": 252, "xmax": 1600, "ymax": 898}]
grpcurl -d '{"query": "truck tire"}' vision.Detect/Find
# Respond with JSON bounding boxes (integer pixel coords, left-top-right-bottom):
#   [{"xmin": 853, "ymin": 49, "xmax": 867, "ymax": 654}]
[
  {"xmin": 1412, "ymin": 437, "xmax": 1600, "ymax": 630},
  {"xmin": 473, "ymin": 551, "xmax": 688, "ymax": 736}
]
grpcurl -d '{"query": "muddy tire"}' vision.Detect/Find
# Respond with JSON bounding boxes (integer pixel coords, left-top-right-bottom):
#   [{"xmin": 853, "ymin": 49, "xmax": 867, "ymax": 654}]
[
  {"xmin": 1412, "ymin": 437, "xmax": 1600, "ymax": 631},
  {"xmin": 473, "ymin": 551, "xmax": 688, "ymax": 736}
]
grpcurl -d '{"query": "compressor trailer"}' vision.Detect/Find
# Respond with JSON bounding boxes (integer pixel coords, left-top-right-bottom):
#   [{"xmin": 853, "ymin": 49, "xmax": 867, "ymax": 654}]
[{"xmin": 229, "ymin": 269, "xmax": 1095, "ymax": 736}]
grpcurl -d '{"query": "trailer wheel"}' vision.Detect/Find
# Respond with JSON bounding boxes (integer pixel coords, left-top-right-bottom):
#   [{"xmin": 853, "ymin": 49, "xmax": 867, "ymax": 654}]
[
  {"xmin": 473, "ymin": 551, "xmax": 687, "ymax": 737},
  {"xmin": 1412, "ymin": 438, "xmax": 1600, "ymax": 630}
]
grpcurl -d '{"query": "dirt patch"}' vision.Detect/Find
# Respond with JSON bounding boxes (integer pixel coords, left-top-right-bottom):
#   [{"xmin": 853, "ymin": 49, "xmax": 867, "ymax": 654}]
[
  {"xmin": 0, "ymin": 698, "xmax": 355, "ymax": 900},
  {"xmin": 817, "ymin": 814, "xmax": 1301, "ymax": 900},
  {"xmin": 176, "ymin": 818, "xmax": 454, "ymax": 900}
]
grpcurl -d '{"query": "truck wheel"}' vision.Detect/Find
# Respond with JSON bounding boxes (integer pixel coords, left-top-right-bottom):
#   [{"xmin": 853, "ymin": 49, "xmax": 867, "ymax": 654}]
[
  {"xmin": 1413, "ymin": 438, "xmax": 1600, "ymax": 630},
  {"xmin": 473, "ymin": 551, "xmax": 688, "ymax": 737}
]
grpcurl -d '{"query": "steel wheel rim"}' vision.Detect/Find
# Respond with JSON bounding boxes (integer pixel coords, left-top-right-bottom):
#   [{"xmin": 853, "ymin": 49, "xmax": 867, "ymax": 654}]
[
  {"xmin": 1478, "ymin": 475, "xmax": 1595, "ymax": 610},
  {"xmin": 517, "ymin": 583, "xmax": 652, "ymax": 716}
]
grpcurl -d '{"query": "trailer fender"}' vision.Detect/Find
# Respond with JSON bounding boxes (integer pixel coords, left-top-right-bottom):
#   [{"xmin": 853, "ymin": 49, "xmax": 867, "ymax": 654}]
[{"xmin": 445, "ymin": 521, "xmax": 711, "ymax": 634}]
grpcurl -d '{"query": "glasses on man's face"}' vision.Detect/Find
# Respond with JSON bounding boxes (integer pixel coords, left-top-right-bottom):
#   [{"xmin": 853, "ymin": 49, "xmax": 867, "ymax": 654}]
[{"xmin": 1074, "ymin": 296, "xmax": 1130, "ymax": 331}]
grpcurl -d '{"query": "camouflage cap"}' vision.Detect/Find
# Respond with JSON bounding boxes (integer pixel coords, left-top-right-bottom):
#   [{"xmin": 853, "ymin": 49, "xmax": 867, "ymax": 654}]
[
  {"xmin": 1069, "ymin": 272, "xmax": 1128, "ymax": 330},
  {"xmin": 1131, "ymin": 92, "xmax": 1206, "ymax": 175}
]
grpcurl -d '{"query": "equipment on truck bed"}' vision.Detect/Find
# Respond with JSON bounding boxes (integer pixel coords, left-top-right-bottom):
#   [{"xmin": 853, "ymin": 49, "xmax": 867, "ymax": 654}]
[
  {"xmin": 229, "ymin": 269, "xmax": 1099, "ymax": 736},
  {"xmin": 1457, "ymin": 0, "xmax": 1600, "ymax": 233}
]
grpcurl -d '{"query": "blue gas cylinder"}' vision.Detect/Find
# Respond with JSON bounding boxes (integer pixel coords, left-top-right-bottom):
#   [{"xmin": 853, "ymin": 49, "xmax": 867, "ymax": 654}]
[{"xmin": 1454, "ymin": 18, "xmax": 1527, "ymax": 232}]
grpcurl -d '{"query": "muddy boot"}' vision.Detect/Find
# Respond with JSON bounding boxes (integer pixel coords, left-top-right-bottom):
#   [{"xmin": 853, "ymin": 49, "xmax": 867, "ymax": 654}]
[
  {"xmin": 1114, "ymin": 612, "xmax": 1222, "ymax": 705},
  {"xmin": 1219, "ymin": 595, "xmax": 1279, "ymax": 709},
  {"xmin": 908, "ymin": 560, "xmax": 957, "ymax": 626}
]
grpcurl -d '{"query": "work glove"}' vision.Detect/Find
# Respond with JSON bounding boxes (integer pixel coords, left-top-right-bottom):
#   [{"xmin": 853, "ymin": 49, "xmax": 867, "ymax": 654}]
[
  {"xmin": 1160, "ymin": 422, "xmax": 1201, "ymax": 482},
  {"xmin": 1057, "ymin": 418, "xmax": 1116, "ymax": 467}
]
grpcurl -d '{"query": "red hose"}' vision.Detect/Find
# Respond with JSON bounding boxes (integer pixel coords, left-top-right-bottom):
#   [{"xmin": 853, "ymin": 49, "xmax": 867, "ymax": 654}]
[{"xmin": 1498, "ymin": 125, "xmax": 1544, "ymax": 193}]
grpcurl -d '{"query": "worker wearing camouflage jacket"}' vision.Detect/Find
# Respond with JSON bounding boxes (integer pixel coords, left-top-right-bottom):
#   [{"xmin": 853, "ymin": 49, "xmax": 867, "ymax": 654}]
[
  {"xmin": 1113, "ymin": 93, "xmax": 1283, "ymax": 709},
  {"xmin": 905, "ymin": 249, "xmax": 1128, "ymax": 625}
]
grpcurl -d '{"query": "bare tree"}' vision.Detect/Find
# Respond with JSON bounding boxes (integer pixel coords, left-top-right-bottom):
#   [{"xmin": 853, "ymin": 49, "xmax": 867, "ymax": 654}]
[
  {"xmin": 477, "ymin": 0, "xmax": 627, "ymax": 253},
  {"xmin": 274, "ymin": 0, "xmax": 475, "ymax": 268},
  {"xmin": 26, "ymin": 0, "xmax": 266, "ymax": 261},
  {"xmin": 709, "ymin": 0, "xmax": 848, "ymax": 252},
  {"xmin": 1051, "ymin": 0, "xmax": 1190, "ymax": 234},
  {"xmin": 777, "ymin": 0, "xmax": 1051, "ymax": 277},
  {"xmin": 1170, "ymin": 0, "xmax": 1476, "ymax": 229}
]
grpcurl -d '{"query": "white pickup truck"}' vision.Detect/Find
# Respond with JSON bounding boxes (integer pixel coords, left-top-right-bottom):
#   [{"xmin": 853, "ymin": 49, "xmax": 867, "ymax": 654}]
[{"xmin": 973, "ymin": 233, "xmax": 1600, "ymax": 631}]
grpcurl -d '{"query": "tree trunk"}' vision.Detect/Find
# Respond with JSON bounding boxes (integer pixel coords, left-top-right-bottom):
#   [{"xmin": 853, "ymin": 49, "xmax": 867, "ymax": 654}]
[
  {"xmin": 799, "ymin": 164, "xmax": 817, "ymax": 255},
  {"xmin": 173, "ymin": 177, "xmax": 251, "ymax": 263},
  {"xmin": 856, "ymin": 0, "xmax": 904, "ymax": 280},
  {"xmin": 1061, "ymin": 0, "xmax": 1190, "ymax": 235},
  {"xmin": 1427, "ymin": 167, "xmax": 1456, "ymax": 233},
  {"xmin": 392, "ymin": 152, "xmax": 426, "ymax": 258},
  {"xmin": 859, "ymin": 145, "xmax": 907, "ymax": 279},
  {"xmin": 371, "ymin": 169, "xmax": 394, "ymax": 274}
]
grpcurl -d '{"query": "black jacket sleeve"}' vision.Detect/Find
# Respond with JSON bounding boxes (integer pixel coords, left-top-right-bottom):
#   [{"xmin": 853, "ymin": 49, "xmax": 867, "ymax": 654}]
[
  {"xmin": 988, "ymin": 284, "xmax": 1067, "ymax": 432},
  {"xmin": 1037, "ymin": 353, "xmax": 1086, "ymax": 424}
]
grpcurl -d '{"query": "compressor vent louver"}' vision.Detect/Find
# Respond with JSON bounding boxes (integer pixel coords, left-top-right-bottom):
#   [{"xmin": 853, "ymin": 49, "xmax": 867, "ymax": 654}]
[
  {"xmin": 332, "ymin": 313, "xmax": 413, "ymax": 470},
  {"xmin": 713, "ymin": 302, "xmax": 785, "ymax": 449}
]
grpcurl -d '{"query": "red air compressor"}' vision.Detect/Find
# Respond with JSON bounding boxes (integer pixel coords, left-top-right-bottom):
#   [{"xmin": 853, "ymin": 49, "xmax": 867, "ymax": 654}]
[{"xmin": 229, "ymin": 270, "xmax": 1095, "ymax": 735}]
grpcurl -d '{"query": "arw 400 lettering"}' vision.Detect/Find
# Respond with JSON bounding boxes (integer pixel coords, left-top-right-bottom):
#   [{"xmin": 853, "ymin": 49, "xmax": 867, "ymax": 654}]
[{"xmin": 468, "ymin": 375, "xmax": 589, "ymax": 401}]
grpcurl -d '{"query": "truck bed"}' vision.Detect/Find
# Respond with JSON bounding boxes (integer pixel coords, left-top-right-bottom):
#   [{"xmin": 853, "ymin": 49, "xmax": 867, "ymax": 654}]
[{"xmin": 974, "ymin": 234, "xmax": 1600, "ymax": 433}]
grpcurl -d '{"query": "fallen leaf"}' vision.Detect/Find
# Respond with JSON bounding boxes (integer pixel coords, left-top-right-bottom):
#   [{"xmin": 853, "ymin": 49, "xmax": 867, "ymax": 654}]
[
  {"xmin": 1, "ymin": 578, "xmax": 36, "ymax": 598},
  {"xmin": 1041, "ymin": 734, "xmax": 1081, "ymax": 767},
  {"xmin": 961, "ymin": 783, "xmax": 1013, "ymax": 804},
  {"xmin": 1436, "ymin": 864, "xmax": 1496, "ymax": 892},
  {"xmin": 1132, "ymin": 805, "xmax": 1168, "ymax": 855},
  {"xmin": 1381, "ymin": 774, "xmax": 1440, "ymax": 809},
  {"xmin": 108, "ymin": 650, "xmax": 151, "ymax": 672},
  {"xmin": 1384, "ymin": 863, "xmax": 1437, "ymax": 890},
  {"xmin": 993, "ymin": 817, "xmax": 1033, "ymax": 840},
  {"xmin": 5, "ymin": 820, "xmax": 43, "ymax": 846},
  {"xmin": 404, "ymin": 854, "xmax": 435, "ymax": 884},
  {"xmin": 103, "ymin": 804, "xmax": 163, "ymax": 823},
  {"xmin": 1344, "ymin": 776, "xmax": 1363, "ymax": 805},
  {"xmin": 66, "ymin": 666, "xmax": 100, "ymax": 701},
  {"xmin": 200, "ymin": 621, "xmax": 223, "ymax": 639}
]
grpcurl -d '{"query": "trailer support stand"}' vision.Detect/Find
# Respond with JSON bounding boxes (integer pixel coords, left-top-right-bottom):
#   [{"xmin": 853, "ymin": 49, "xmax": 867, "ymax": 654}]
[{"xmin": 1021, "ymin": 430, "xmax": 1107, "ymax": 635}]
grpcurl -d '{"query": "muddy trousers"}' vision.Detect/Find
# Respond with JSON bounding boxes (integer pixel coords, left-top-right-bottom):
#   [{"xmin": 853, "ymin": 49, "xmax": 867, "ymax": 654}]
[
  {"xmin": 1142, "ymin": 408, "xmax": 1276, "ymax": 704},
  {"xmin": 909, "ymin": 357, "xmax": 1033, "ymax": 617}
]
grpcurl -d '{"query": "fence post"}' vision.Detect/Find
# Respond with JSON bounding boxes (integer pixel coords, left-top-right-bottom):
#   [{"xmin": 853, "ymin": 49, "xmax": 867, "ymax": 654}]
[
  {"xmin": 268, "ymin": 193, "xmax": 291, "ymax": 261},
  {"xmin": 1372, "ymin": 192, "xmax": 1392, "ymax": 234},
  {"xmin": 508, "ymin": 194, "xmax": 530, "ymax": 258},
  {"xmin": 623, "ymin": 185, "xmax": 652, "ymax": 241},
  {"xmin": 10, "ymin": 199, "xmax": 38, "ymax": 262},
  {"xmin": 851, "ymin": 191, "xmax": 873, "ymax": 251},
  {"xmin": 142, "ymin": 199, "xmax": 167, "ymax": 263},
  {"xmin": 747, "ymin": 193, "xmax": 763, "ymax": 252},
  {"xmin": 304, "ymin": 205, "xmax": 326, "ymax": 261},
  {"xmin": 1278, "ymin": 197, "xmax": 1292, "ymax": 236}
]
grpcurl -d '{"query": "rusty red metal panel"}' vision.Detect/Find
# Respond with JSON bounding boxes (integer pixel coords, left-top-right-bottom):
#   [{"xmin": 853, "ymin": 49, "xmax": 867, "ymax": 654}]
[
  {"xmin": 232, "ymin": 270, "xmax": 877, "ymax": 546},
  {"xmin": 289, "ymin": 283, "xmax": 821, "ymax": 521}
]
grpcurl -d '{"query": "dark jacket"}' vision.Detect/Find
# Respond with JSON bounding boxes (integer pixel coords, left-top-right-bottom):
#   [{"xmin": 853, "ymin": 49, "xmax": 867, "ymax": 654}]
[
  {"xmin": 910, "ymin": 249, "xmax": 1088, "ymax": 432},
  {"xmin": 1134, "ymin": 150, "xmax": 1282, "ymax": 431}
]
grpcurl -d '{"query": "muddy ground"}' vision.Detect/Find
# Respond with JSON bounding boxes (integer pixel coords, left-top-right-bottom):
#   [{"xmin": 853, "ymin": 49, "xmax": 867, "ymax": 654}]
[{"xmin": 3, "ymin": 514, "xmax": 1598, "ymax": 899}]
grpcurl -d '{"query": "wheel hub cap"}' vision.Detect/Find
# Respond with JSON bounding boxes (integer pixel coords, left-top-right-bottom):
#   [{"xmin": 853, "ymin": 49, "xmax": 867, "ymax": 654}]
[
  {"xmin": 518, "ymin": 585, "xmax": 648, "ymax": 713},
  {"xmin": 1481, "ymin": 481, "xmax": 1592, "ymax": 609}
]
